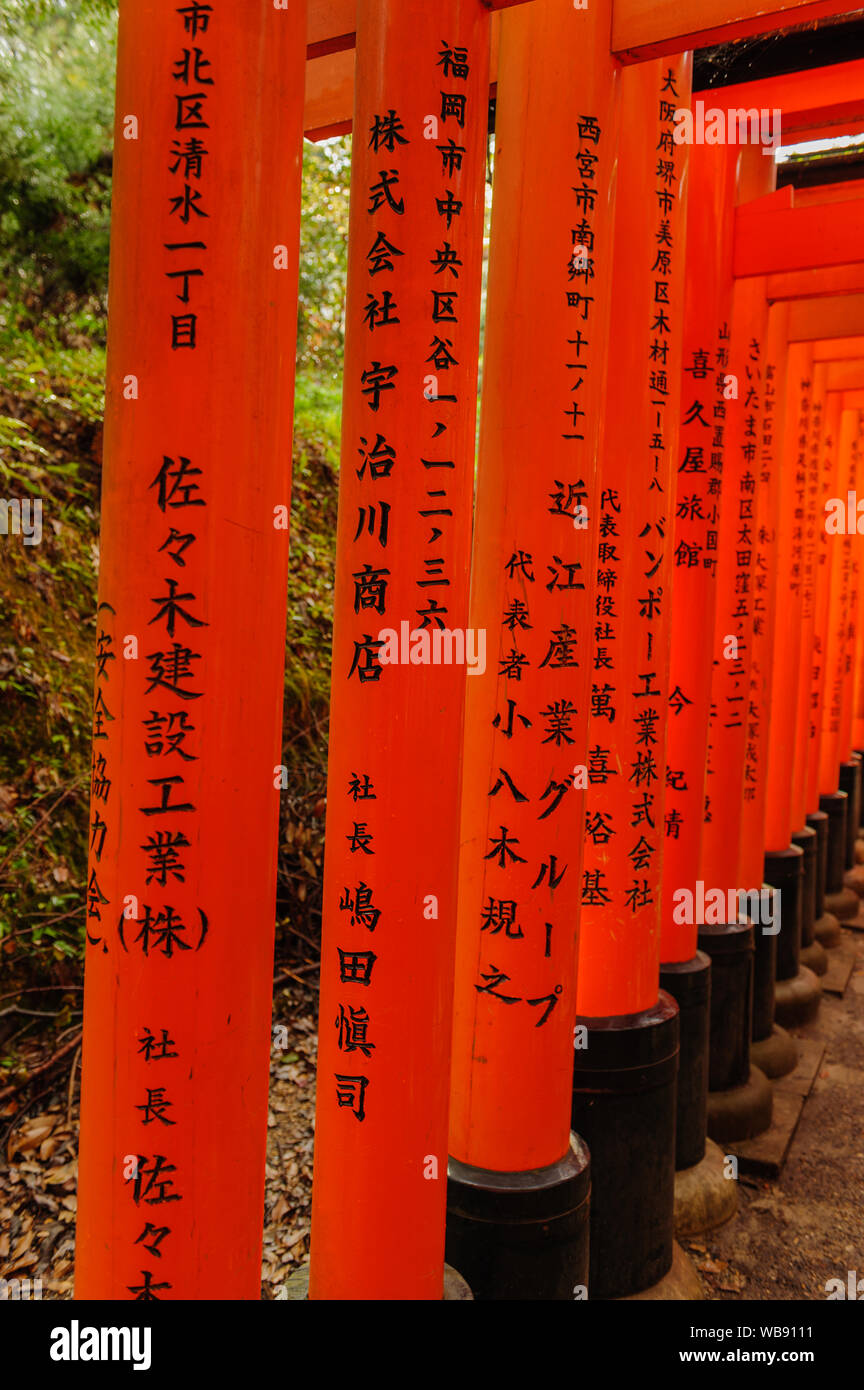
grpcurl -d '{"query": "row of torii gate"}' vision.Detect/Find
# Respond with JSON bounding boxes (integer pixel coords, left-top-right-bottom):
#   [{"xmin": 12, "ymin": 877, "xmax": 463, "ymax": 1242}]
[{"xmin": 74, "ymin": 0, "xmax": 864, "ymax": 1300}]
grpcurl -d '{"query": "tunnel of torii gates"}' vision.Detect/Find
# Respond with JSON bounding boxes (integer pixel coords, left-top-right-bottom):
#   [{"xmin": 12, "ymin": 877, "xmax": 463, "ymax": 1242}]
[{"xmin": 71, "ymin": 0, "xmax": 864, "ymax": 1302}]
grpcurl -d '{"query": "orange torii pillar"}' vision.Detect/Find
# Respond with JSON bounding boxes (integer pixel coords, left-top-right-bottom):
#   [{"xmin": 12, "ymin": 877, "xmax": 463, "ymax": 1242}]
[
  {"xmin": 571, "ymin": 54, "xmax": 701, "ymax": 1302},
  {"xmin": 741, "ymin": 302, "xmax": 799, "ymax": 1080},
  {"xmin": 838, "ymin": 400, "xmax": 864, "ymax": 868},
  {"xmin": 796, "ymin": 365, "xmax": 856, "ymax": 935},
  {"xmin": 787, "ymin": 322, "xmax": 864, "ymax": 932},
  {"xmin": 307, "ymin": 0, "xmax": 490, "ymax": 1302},
  {"xmin": 75, "ymin": 2, "xmax": 306, "ymax": 1299},
  {"xmin": 850, "ymin": 400, "xmax": 864, "ymax": 773},
  {"xmin": 822, "ymin": 394, "xmax": 864, "ymax": 906},
  {"xmin": 697, "ymin": 147, "xmax": 773, "ymax": 1147},
  {"xmin": 764, "ymin": 343, "xmax": 826, "ymax": 999},
  {"xmin": 805, "ymin": 369, "xmax": 864, "ymax": 961},
  {"xmin": 659, "ymin": 138, "xmax": 737, "ymax": 1234},
  {"xmin": 445, "ymin": 0, "xmax": 622, "ymax": 1302},
  {"xmin": 832, "ymin": 395, "xmax": 864, "ymax": 876},
  {"xmin": 760, "ymin": 347, "xmax": 817, "ymax": 1034}
]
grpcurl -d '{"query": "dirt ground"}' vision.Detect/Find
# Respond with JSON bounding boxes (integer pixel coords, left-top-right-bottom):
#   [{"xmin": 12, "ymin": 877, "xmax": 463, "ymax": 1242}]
[{"xmin": 2, "ymin": 937, "xmax": 863, "ymax": 1300}]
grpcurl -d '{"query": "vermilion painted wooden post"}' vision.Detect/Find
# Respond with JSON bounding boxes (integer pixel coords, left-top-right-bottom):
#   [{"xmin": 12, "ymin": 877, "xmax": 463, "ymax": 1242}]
[
  {"xmin": 308, "ymin": 0, "xmax": 491, "ymax": 1302},
  {"xmin": 445, "ymin": 0, "xmax": 622, "ymax": 1301},
  {"xmin": 820, "ymin": 400, "xmax": 859, "ymax": 794},
  {"xmin": 661, "ymin": 141, "xmax": 735, "ymax": 973},
  {"xmin": 802, "ymin": 374, "xmax": 839, "ymax": 818},
  {"xmin": 794, "ymin": 364, "xmax": 833, "ymax": 834},
  {"xmin": 659, "ymin": 139, "xmax": 737, "ymax": 1226},
  {"xmin": 833, "ymin": 395, "xmax": 864, "ymax": 872},
  {"xmin": 761, "ymin": 340, "xmax": 818, "ymax": 1027},
  {"xmin": 764, "ymin": 342, "xmax": 815, "ymax": 858},
  {"xmin": 837, "ymin": 399, "xmax": 864, "ymax": 755},
  {"xmin": 75, "ymin": 0, "xmax": 306, "ymax": 1299},
  {"xmin": 738, "ymin": 301, "xmax": 789, "ymax": 896},
  {"xmin": 571, "ymin": 53, "xmax": 696, "ymax": 1302},
  {"xmin": 740, "ymin": 303, "xmax": 799, "ymax": 1076},
  {"xmin": 698, "ymin": 146, "xmax": 773, "ymax": 1144}
]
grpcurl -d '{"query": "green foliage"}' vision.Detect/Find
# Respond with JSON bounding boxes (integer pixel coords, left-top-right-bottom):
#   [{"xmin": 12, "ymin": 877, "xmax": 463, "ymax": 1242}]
[
  {"xmin": 297, "ymin": 138, "xmax": 351, "ymax": 378},
  {"xmin": 0, "ymin": 2, "xmax": 348, "ymax": 1010},
  {"xmin": 0, "ymin": 1, "xmax": 117, "ymax": 312}
]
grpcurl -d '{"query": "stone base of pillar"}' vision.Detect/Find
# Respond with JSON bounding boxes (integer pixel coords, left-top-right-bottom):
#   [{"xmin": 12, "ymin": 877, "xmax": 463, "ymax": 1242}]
[
  {"xmin": 750, "ymin": 1023, "xmax": 798, "ymax": 1079},
  {"xmin": 844, "ymin": 866, "xmax": 864, "ymax": 897},
  {"xmin": 673, "ymin": 1138, "xmax": 738, "ymax": 1238},
  {"xmin": 617, "ymin": 1242, "xmax": 703, "ymax": 1301},
  {"xmin": 571, "ymin": 996, "xmax": 678, "ymax": 1301},
  {"xmin": 814, "ymin": 911, "xmax": 843, "ymax": 947},
  {"xmin": 444, "ymin": 1133, "xmax": 590, "ymax": 1300},
  {"xmin": 800, "ymin": 939, "xmax": 828, "ymax": 975},
  {"xmin": 283, "ymin": 1264, "xmax": 473, "ymax": 1300},
  {"xmin": 825, "ymin": 886, "xmax": 861, "ymax": 921},
  {"xmin": 706, "ymin": 1066, "xmax": 773, "ymax": 1145},
  {"xmin": 774, "ymin": 964, "xmax": 821, "ymax": 1028}
]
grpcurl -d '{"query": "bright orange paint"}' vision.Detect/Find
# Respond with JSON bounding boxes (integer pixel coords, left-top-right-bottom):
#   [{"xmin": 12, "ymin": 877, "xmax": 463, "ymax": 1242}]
[
  {"xmin": 700, "ymin": 147, "xmax": 773, "ymax": 901},
  {"xmin": 75, "ymin": 0, "xmax": 306, "ymax": 1299},
  {"xmin": 662, "ymin": 140, "xmax": 735, "ymax": 964},
  {"xmin": 738, "ymin": 301, "xmax": 790, "ymax": 889},
  {"xmin": 764, "ymin": 342, "xmax": 814, "ymax": 851},
  {"xmin": 819, "ymin": 399, "xmax": 860, "ymax": 794},
  {"xmin": 576, "ymin": 54, "xmax": 692, "ymax": 1017},
  {"xmin": 308, "ymin": 0, "xmax": 491, "ymax": 1300},
  {"xmin": 800, "ymin": 374, "xmax": 838, "ymax": 815},
  {"xmin": 448, "ymin": 0, "xmax": 623, "ymax": 1174}
]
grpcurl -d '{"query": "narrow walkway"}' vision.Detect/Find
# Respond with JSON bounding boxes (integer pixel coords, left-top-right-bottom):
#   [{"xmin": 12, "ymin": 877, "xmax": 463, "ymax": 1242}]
[{"xmin": 693, "ymin": 930, "xmax": 864, "ymax": 1300}]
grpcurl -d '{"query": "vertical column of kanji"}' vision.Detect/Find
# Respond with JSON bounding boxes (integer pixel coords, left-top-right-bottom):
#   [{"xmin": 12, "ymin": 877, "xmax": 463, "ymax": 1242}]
[
  {"xmin": 794, "ymin": 364, "xmax": 850, "ymax": 945},
  {"xmin": 740, "ymin": 303, "xmax": 788, "ymax": 894},
  {"xmin": 836, "ymin": 404, "xmax": 864, "ymax": 879},
  {"xmin": 659, "ymin": 140, "xmax": 736, "ymax": 1220},
  {"xmin": 804, "ymin": 376, "xmax": 858, "ymax": 928},
  {"xmin": 787, "ymin": 358, "xmax": 822, "ymax": 842},
  {"xmin": 851, "ymin": 413, "xmax": 864, "ymax": 756},
  {"xmin": 75, "ymin": 0, "xmax": 306, "ymax": 1300},
  {"xmin": 838, "ymin": 405, "xmax": 864, "ymax": 872},
  {"xmin": 572, "ymin": 55, "xmax": 699, "ymax": 1303},
  {"xmin": 698, "ymin": 146, "xmax": 773, "ymax": 1147},
  {"xmin": 820, "ymin": 402, "xmax": 859, "ymax": 798},
  {"xmin": 307, "ymin": 1, "xmax": 490, "ymax": 1302},
  {"xmin": 761, "ymin": 344, "xmax": 816, "ymax": 1046},
  {"xmin": 742, "ymin": 305, "xmax": 803, "ymax": 1081},
  {"xmin": 445, "ymin": 0, "xmax": 621, "ymax": 1303},
  {"xmin": 765, "ymin": 344, "xmax": 813, "ymax": 854}
]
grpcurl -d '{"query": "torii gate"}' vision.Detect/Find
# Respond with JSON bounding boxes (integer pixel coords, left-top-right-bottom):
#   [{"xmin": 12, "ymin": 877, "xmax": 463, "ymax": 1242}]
[{"xmin": 75, "ymin": 0, "xmax": 864, "ymax": 1305}]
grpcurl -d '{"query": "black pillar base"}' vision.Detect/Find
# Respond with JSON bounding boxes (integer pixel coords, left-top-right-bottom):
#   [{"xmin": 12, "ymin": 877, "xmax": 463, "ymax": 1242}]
[
  {"xmin": 764, "ymin": 845, "xmax": 804, "ymax": 984},
  {"xmin": 697, "ymin": 920, "xmax": 755, "ymax": 1092},
  {"xmin": 774, "ymin": 964, "xmax": 822, "ymax": 1028},
  {"xmin": 750, "ymin": 1022, "xmax": 798, "ymax": 1079},
  {"xmin": 706, "ymin": 1066, "xmax": 773, "ymax": 1144},
  {"xmin": 445, "ymin": 1133, "xmax": 590, "ymax": 1300},
  {"xmin": 751, "ymin": 885, "xmax": 777, "ymax": 1045},
  {"xmin": 791, "ymin": 825, "xmax": 827, "ymax": 974},
  {"xmin": 839, "ymin": 758, "xmax": 862, "ymax": 870},
  {"xmin": 821, "ymin": 791, "xmax": 858, "ymax": 918},
  {"xmin": 660, "ymin": 952, "xmax": 710, "ymax": 1173},
  {"xmin": 806, "ymin": 810, "xmax": 830, "ymax": 918},
  {"xmin": 571, "ymin": 995, "xmax": 678, "ymax": 1301}
]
